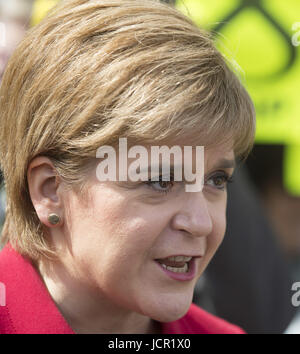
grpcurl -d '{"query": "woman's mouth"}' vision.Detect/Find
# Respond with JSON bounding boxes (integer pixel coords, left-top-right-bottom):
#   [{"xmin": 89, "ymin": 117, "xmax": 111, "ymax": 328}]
[
  {"xmin": 156, "ymin": 256, "xmax": 192, "ymax": 273},
  {"xmin": 155, "ymin": 255, "xmax": 198, "ymax": 281}
]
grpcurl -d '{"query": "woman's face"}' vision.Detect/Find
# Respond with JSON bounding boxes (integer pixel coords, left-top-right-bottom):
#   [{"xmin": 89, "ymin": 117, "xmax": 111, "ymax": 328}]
[{"xmin": 58, "ymin": 142, "xmax": 235, "ymax": 323}]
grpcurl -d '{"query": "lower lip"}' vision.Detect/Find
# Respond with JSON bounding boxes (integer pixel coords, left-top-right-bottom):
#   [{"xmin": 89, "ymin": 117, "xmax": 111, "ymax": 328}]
[{"xmin": 155, "ymin": 258, "xmax": 197, "ymax": 281}]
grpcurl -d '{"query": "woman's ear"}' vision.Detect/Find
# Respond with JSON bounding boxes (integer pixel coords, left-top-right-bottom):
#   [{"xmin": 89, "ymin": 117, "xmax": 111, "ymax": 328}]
[{"xmin": 27, "ymin": 156, "xmax": 63, "ymax": 228}]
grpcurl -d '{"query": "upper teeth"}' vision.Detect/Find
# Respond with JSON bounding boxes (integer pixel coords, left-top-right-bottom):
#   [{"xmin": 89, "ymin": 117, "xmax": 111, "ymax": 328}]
[{"xmin": 165, "ymin": 256, "xmax": 192, "ymax": 262}]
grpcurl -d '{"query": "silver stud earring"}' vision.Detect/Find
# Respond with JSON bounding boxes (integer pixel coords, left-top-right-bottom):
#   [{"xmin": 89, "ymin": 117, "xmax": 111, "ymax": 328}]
[{"xmin": 48, "ymin": 213, "xmax": 61, "ymax": 225}]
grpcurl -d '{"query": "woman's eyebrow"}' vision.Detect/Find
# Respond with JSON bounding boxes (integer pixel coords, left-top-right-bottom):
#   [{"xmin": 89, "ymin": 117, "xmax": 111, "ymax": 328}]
[{"xmin": 213, "ymin": 158, "xmax": 236, "ymax": 169}]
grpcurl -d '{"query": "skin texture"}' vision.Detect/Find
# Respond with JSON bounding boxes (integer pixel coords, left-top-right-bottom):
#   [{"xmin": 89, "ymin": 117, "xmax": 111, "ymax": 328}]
[{"xmin": 27, "ymin": 142, "xmax": 235, "ymax": 334}]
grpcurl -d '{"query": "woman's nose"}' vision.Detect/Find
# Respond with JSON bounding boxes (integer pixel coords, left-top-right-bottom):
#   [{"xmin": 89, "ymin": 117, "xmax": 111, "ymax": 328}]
[{"xmin": 171, "ymin": 192, "xmax": 213, "ymax": 238}]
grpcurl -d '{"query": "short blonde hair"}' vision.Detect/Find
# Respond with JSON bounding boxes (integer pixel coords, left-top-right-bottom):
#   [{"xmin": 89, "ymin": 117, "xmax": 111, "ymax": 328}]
[{"xmin": 0, "ymin": 0, "xmax": 255, "ymax": 260}]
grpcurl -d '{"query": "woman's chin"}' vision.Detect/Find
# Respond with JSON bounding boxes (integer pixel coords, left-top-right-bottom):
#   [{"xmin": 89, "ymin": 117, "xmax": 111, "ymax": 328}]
[{"xmin": 140, "ymin": 294, "xmax": 193, "ymax": 323}]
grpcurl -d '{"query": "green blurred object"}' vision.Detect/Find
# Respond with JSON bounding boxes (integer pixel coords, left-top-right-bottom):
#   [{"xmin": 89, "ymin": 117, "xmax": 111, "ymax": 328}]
[
  {"xmin": 175, "ymin": 0, "xmax": 300, "ymax": 195},
  {"xmin": 30, "ymin": 0, "xmax": 60, "ymax": 26}
]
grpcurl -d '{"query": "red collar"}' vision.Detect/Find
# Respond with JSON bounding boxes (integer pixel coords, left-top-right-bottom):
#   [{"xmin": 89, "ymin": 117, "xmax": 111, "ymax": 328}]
[{"xmin": 0, "ymin": 244, "xmax": 75, "ymax": 333}]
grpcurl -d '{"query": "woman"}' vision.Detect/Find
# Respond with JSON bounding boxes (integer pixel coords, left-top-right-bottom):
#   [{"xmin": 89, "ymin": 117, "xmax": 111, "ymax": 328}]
[{"xmin": 0, "ymin": 0, "xmax": 255, "ymax": 334}]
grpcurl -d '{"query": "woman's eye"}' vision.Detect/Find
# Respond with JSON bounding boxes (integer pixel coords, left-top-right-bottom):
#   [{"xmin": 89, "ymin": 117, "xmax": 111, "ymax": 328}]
[
  {"xmin": 206, "ymin": 172, "xmax": 233, "ymax": 190},
  {"xmin": 146, "ymin": 176, "xmax": 175, "ymax": 194}
]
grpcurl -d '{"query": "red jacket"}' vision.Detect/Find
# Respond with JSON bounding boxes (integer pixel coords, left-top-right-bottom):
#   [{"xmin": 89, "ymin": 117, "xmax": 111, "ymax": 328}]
[{"xmin": 0, "ymin": 244, "xmax": 245, "ymax": 334}]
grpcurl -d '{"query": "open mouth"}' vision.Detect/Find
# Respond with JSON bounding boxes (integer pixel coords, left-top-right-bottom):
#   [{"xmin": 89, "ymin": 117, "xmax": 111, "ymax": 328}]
[
  {"xmin": 154, "ymin": 255, "xmax": 200, "ymax": 281},
  {"xmin": 155, "ymin": 256, "xmax": 192, "ymax": 273}
]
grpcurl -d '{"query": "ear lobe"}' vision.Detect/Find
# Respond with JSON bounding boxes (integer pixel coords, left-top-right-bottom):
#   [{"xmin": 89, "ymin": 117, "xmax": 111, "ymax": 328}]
[{"xmin": 27, "ymin": 156, "xmax": 63, "ymax": 227}]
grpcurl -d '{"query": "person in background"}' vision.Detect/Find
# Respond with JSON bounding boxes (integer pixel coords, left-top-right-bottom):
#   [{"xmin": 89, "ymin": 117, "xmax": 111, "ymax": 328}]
[{"xmin": 245, "ymin": 145, "xmax": 300, "ymax": 332}]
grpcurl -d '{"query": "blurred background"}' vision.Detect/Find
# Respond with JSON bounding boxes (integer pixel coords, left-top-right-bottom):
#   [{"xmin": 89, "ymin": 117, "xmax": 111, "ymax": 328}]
[{"xmin": 1, "ymin": 0, "xmax": 300, "ymax": 333}]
